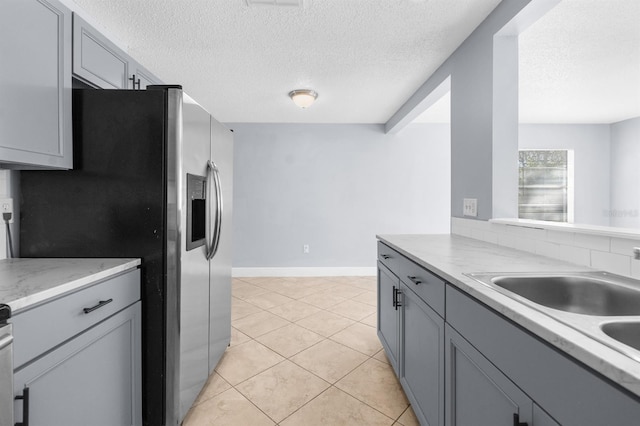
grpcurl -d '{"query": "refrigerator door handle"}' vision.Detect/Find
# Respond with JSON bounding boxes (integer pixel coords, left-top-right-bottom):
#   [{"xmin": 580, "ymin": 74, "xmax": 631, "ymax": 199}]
[
  {"xmin": 206, "ymin": 160, "xmax": 223, "ymax": 260},
  {"xmin": 205, "ymin": 161, "xmax": 214, "ymax": 259}
]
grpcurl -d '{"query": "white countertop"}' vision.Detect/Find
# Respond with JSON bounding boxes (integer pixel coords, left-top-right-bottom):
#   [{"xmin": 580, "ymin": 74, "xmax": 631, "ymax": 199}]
[
  {"xmin": 0, "ymin": 258, "xmax": 141, "ymax": 314},
  {"xmin": 377, "ymin": 234, "xmax": 640, "ymax": 397}
]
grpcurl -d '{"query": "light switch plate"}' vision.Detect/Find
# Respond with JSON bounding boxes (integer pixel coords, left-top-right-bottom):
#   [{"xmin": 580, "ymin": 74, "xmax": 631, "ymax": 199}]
[{"xmin": 463, "ymin": 198, "xmax": 478, "ymax": 217}]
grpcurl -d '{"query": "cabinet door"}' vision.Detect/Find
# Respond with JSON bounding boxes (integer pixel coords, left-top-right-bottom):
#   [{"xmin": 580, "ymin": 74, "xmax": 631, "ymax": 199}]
[
  {"xmin": 73, "ymin": 13, "xmax": 129, "ymax": 89},
  {"xmin": 377, "ymin": 262, "xmax": 400, "ymax": 375},
  {"xmin": 445, "ymin": 324, "xmax": 532, "ymax": 426},
  {"xmin": 534, "ymin": 404, "xmax": 560, "ymax": 426},
  {"xmin": 0, "ymin": 0, "xmax": 72, "ymax": 169},
  {"xmin": 14, "ymin": 303, "xmax": 142, "ymax": 426},
  {"xmin": 400, "ymin": 284, "xmax": 444, "ymax": 426},
  {"xmin": 130, "ymin": 60, "xmax": 162, "ymax": 89}
]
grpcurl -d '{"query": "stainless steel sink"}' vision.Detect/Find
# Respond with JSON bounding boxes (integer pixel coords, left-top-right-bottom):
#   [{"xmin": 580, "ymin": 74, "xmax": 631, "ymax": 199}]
[
  {"xmin": 490, "ymin": 275, "xmax": 640, "ymax": 316},
  {"xmin": 465, "ymin": 271, "xmax": 640, "ymax": 362},
  {"xmin": 601, "ymin": 322, "xmax": 640, "ymax": 352}
]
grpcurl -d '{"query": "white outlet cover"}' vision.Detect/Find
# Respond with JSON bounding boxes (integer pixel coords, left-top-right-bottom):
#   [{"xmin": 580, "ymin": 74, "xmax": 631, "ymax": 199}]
[{"xmin": 463, "ymin": 198, "xmax": 478, "ymax": 217}]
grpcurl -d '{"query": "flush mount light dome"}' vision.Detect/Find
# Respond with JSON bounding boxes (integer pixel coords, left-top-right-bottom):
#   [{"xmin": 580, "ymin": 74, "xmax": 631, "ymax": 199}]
[{"xmin": 289, "ymin": 89, "xmax": 318, "ymax": 108}]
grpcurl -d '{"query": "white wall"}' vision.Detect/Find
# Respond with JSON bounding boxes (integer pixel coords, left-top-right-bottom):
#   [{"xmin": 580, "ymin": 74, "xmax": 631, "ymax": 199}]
[
  {"xmin": 230, "ymin": 123, "xmax": 451, "ymax": 271},
  {"xmin": 519, "ymin": 123, "xmax": 611, "ymax": 226},
  {"xmin": 610, "ymin": 117, "xmax": 640, "ymax": 229}
]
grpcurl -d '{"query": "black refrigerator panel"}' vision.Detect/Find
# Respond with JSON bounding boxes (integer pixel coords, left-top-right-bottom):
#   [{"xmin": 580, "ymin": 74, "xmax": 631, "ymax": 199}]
[{"xmin": 20, "ymin": 89, "xmax": 168, "ymax": 426}]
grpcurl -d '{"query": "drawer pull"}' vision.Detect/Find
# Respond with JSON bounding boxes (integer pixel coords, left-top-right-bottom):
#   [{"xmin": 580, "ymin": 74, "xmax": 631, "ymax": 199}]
[
  {"xmin": 15, "ymin": 387, "xmax": 29, "ymax": 426},
  {"xmin": 513, "ymin": 413, "xmax": 528, "ymax": 426},
  {"xmin": 407, "ymin": 276, "xmax": 422, "ymax": 285},
  {"xmin": 381, "ymin": 254, "xmax": 391, "ymax": 260},
  {"xmin": 392, "ymin": 285, "xmax": 397, "ymax": 308},
  {"xmin": 393, "ymin": 286, "xmax": 402, "ymax": 310},
  {"xmin": 83, "ymin": 298, "xmax": 113, "ymax": 314}
]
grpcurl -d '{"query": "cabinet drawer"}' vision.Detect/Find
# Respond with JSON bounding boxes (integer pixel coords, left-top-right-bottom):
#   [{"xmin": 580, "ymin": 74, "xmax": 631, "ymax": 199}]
[
  {"xmin": 378, "ymin": 242, "xmax": 401, "ymax": 272},
  {"xmin": 378, "ymin": 241, "xmax": 445, "ymax": 316},
  {"xmin": 11, "ymin": 269, "xmax": 140, "ymax": 369},
  {"xmin": 397, "ymin": 255, "xmax": 445, "ymax": 317}
]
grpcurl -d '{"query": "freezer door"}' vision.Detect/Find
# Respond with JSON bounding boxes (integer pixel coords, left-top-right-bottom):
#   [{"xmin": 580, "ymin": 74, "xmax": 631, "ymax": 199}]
[
  {"xmin": 208, "ymin": 117, "xmax": 233, "ymax": 373},
  {"xmin": 177, "ymin": 94, "xmax": 212, "ymax": 422}
]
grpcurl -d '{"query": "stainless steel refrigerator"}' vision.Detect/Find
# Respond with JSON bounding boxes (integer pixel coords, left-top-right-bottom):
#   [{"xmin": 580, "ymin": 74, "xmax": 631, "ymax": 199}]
[{"xmin": 19, "ymin": 86, "xmax": 233, "ymax": 425}]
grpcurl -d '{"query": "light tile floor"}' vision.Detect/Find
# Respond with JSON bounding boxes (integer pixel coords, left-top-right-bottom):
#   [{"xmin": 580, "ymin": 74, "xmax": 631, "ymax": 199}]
[{"xmin": 182, "ymin": 276, "xmax": 420, "ymax": 426}]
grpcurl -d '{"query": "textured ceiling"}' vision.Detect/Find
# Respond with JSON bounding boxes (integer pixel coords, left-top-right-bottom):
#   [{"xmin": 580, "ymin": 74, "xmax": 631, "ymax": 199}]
[
  {"xmin": 518, "ymin": 0, "xmax": 640, "ymax": 124},
  {"xmin": 417, "ymin": 0, "xmax": 640, "ymax": 124},
  {"xmin": 69, "ymin": 0, "xmax": 502, "ymax": 123},
  {"xmin": 69, "ymin": 0, "xmax": 639, "ymax": 125}
]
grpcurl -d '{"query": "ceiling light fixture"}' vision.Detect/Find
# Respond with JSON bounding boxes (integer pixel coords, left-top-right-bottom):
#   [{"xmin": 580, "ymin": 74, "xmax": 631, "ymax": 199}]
[{"xmin": 289, "ymin": 89, "xmax": 318, "ymax": 109}]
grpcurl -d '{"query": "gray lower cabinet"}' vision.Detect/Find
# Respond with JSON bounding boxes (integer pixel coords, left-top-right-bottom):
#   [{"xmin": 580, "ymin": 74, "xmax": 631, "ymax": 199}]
[
  {"xmin": 400, "ymin": 283, "xmax": 444, "ymax": 426},
  {"xmin": 11, "ymin": 269, "xmax": 142, "ymax": 425},
  {"xmin": 377, "ymin": 262, "xmax": 400, "ymax": 375},
  {"xmin": 445, "ymin": 323, "xmax": 536, "ymax": 426},
  {"xmin": 446, "ymin": 284, "xmax": 640, "ymax": 426},
  {"xmin": 0, "ymin": 0, "xmax": 73, "ymax": 169},
  {"xmin": 13, "ymin": 303, "xmax": 141, "ymax": 426},
  {"xmin": 378, "ymin": 242, "xmax": 444, "ymax": 426},
  {"xmin": 377, "ymin": 240, "xmax": 640, "ymax": 426},
  {"xmin": 73, "ymin": 13, "xmax": 161, "ymax": 90}
]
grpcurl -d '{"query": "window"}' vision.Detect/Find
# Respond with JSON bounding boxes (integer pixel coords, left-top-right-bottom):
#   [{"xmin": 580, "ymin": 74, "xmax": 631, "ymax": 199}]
[{"xmin": 518, "ymin": 150, "xmax": 574, "ymax": 222}]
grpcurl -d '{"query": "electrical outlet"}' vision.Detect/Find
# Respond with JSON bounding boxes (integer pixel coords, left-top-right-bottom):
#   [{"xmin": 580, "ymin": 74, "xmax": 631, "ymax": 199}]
[
  {"xmin": 463, "ymin": 198, "xmax": 477, "ymax": 217},
  {"xmin": 0, "ymin": 198, "xmax": 13, "ymax": 223},
  {"xmin": 303, "ymin": 244, "xmax": 310, "ymax": 254}
]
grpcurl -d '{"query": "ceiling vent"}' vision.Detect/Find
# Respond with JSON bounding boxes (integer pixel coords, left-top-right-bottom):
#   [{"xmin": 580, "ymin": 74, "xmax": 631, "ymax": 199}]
[{"xmin": 245, "ymin": 0, "xmax": 308, "ymax": 7}]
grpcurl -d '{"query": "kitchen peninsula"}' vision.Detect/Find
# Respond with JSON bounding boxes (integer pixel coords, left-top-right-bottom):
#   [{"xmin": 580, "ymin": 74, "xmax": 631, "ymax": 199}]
[{"xmin": 377, "ymin": 234, "xmax": 640, "ymax": 426}]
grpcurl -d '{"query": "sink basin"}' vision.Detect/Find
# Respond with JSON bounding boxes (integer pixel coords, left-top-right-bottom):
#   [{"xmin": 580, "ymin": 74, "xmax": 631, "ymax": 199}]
[
  {"xmin": 465, "ymin": 271, "xmax": 640, "ymax": 363},
  {"xmin": 491, "ymin": 275, "xmax": 640, "ymax": 316},
  {"xmin": 601, "ymin": 322, "xmax": 640, "ymax": 351}
]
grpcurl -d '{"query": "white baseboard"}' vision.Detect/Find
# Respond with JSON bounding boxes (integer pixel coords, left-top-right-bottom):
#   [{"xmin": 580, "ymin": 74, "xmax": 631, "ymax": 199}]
[{"xmin": 232, "ymin": 267, "xmax": 377, "ymax": 278}]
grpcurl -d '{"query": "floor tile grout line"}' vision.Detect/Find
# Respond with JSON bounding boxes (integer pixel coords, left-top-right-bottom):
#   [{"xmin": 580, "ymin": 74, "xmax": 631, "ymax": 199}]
[
  {"xmin": 219, "ymin": 277, "xmax": 407, "ymax": 426},
  {"xmin": 230, "ymin": 357, "xmax": 305, "ymax": 425},
  {"xmin": 275, "ymin": 383, "xmax": 399, "ymax": 426},
  {"xmin": 331, "ymin": 382, "xmax": 405, "ymax": 424}
]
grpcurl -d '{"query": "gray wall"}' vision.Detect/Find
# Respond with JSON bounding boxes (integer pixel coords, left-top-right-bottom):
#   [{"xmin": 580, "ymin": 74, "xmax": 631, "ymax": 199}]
[
  {"xmin": 519, "ymin": 123, "xmax": 611, "ymax": 226},
  {"xmin": 229, "ymin": 123, "xmax": 451, "ymax": 268},
  {"xmin": 387, "ymin": 0, "xmax": 534, "ymax": 220},
  {"xmin": 610, "ymin": 117, "xmax": 640, "ymax": 228}
]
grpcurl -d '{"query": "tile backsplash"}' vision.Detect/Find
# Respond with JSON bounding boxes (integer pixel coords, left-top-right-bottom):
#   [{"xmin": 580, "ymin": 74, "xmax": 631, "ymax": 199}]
[{"xmin": 451, "ymin": 217, "xmax": 640, "ymax": 279}]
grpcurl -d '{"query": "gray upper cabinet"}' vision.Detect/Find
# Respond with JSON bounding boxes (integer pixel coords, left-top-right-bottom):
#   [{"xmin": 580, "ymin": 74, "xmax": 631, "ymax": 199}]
[
  {"xmin": 0, "ymin": 0, "xmax": 73, "ymax": 169},
  {"xmin": 73, "ymin": 13, "xmax": 161, "ymax": 90},
  {"xmin": 130, "ymin": 60, "xmax": 162, "ymax": 89},
  {"xmin": 73, "ymin": 14, "xmax": 129, "ymax": 89}
]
